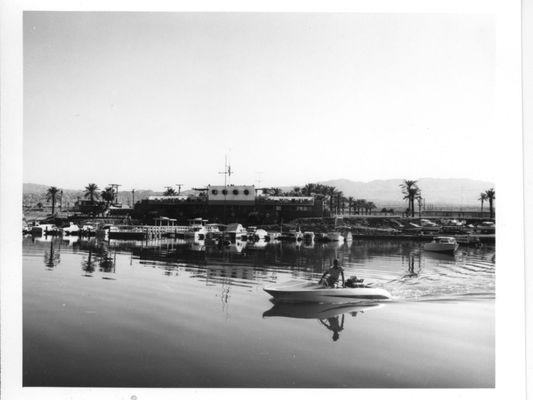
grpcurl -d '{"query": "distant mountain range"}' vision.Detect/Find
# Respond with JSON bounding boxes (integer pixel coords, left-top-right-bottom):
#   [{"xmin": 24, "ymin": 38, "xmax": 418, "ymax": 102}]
[
  {"xmin": 314, "ymin": 178, "xmax": 494, "ymax": 206},
  {"xmin": 23, "ymin": 178, "xmax": 494, "ymax": 207}
]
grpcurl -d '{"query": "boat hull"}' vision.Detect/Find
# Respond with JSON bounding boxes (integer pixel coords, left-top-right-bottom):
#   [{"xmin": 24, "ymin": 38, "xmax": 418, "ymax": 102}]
[
  {"xmin": 263, "ymin": 281, "xmax": 392, "ymax": 304},
  {"xmin": 423, "ymin": 242, "xmax": 459, "ymax": 254}
]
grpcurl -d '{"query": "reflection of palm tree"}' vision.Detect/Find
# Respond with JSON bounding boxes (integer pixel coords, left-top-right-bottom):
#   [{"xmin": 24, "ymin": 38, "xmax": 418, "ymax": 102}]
[
  {"xmin": 44, "ymin": 240, "xmax": 60, "ymax": 269},
  {"xmin": 403, "ymin": 252, "xmax": 419, "ymax": 278},
  {"xmin": 82, "ymin": 249, "xmax": 96, "ymax": 276},
  {"xmin": 319, "ymin": 314, "xmax": 345, "ymax": 342}
]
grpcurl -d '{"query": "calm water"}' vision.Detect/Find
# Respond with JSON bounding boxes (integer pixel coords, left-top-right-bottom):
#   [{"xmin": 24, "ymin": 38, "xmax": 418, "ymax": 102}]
[{"xmin": 23, "ymin": 235, "xmax": 495, "ymax": 388}]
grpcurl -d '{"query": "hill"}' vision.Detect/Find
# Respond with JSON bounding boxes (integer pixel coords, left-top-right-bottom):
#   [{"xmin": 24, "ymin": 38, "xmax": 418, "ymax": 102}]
[{"xmin": 315, "ymin": 178, "xmax": 494, "ymax": 207}]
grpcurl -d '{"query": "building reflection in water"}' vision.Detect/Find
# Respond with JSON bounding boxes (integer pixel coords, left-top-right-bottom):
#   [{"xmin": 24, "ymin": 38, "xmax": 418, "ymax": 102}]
[{"xmin": 263, "ymin": 302, "xmax": 383, "ymax": 342}]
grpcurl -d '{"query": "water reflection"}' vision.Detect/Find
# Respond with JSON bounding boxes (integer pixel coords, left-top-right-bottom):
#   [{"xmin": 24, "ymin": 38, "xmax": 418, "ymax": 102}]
[
  {"xmin": 263, "ymin": 302, "xmax": 383, "ymax": 342},
  {"xmin": 44, "ymin": 240, "xmax": 61, "ymax": 270}
]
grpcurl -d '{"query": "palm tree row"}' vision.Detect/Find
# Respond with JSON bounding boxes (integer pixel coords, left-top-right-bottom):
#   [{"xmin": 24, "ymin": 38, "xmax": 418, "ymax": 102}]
[{"xmin": 479, "ymin": 188, "xmax": 495, "ymax": 219}]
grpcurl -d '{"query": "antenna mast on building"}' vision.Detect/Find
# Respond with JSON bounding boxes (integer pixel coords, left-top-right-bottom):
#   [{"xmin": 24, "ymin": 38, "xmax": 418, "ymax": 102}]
[{"xmin": 218, "ymin": 155, "xmax": 233, "ymax": 187}]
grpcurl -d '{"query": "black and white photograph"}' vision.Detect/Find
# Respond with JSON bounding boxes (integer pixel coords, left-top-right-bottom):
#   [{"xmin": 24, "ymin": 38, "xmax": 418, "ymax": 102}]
[{"xmin": 0, "ymin": 1, "xmax": 527, "ymax": 399}]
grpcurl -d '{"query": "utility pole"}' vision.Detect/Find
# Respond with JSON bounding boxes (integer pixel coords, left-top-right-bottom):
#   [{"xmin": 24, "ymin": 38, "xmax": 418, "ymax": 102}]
[
  {"xmin": 131, "ymin": 189, "xmax": 135, "ymax": 206},
  {"xmin": 175, "ymin": 184, "xmax": 183, "ymax": 195}
]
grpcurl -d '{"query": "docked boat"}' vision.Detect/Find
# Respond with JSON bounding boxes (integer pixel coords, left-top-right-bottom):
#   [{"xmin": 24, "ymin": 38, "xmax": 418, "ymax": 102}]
[
  {"xmin": 420, "ymin": 219, "xmax": 441, "ymax": 233},
  {"xmin": 263, "ymin": 280, "xmax": 392, "ymax": 303},
  {"xmin": 279, "ymin": 228, "xmax": 303, "ymax": 241},
  {"xmin": 316, "ymin": 232, "xmax": 344, "ymax": 242},
  {"xmin": 184, "ymin": 218, "xmax": 207, "ymax": 241},
  {"xmin": 455, "ymin": 234, "xmax": 481, "ymax": 245},
  {"xmin": 31, "ymin": 224, "xmax": 60, "ymax": 236},
  {"xmin": 205, "ymin": 223, "xmax": 223, "ymax": 239},
  {"xmin": 477, "ymin": 221, "xmax": 495, "ymax": 234},
  {"xmin": 224, "ymin": 223, "xmax": 248, "ymax": 241},
  {"xmin": 251, "ymin": 228, "xmax": 269, "ymax": 241},
  {"xmin": 423, "ymin": 236, "xmax": 459, "ymax": 254},
  {"xmin": 62, "ymin": 222, "xmax": 80, "ymax": 235},
  {"xmin": 80, "ymin": 225, "xmax": 97, "ymax": 236}
]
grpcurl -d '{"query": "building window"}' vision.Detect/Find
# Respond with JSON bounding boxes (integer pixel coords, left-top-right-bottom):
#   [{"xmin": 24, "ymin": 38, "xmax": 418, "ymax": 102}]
[
  {"xmin": 233, "ymin": 189, "xmax": 239, "ymax": 195},
  {"xmin": 243, "ymin": 189, "xmax": 250, "ymax": 195},
  {"xmin": 222, "ymin": 189, "xmax": 228, "ymax": 195},
  {"xmin": 211, "ymin": 189, "xmax": 218, "ymax": 195}
]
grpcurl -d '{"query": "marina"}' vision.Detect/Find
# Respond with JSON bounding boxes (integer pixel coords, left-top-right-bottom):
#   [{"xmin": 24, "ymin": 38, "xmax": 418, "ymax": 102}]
[{"xmin": 14, "ymin": 10, "xmax": 519, "ymax": 393}]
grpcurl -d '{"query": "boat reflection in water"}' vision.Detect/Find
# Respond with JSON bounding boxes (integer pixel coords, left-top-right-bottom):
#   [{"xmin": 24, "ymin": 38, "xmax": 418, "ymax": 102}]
[{"xmin": 263, "ymin": 302, "xmax": 383, "ymax": 342}]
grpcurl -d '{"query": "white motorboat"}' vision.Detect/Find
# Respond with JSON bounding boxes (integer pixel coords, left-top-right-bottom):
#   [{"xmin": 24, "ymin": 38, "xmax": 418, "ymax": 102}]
[
  {"xmin": 224, "ymin": 223, "xmax": 248, "ymax": 241},
  {"xmin": 263, "ymin": 280, "xmax": 392, "ymax": 303},
  {"xmin": 423, "ymin": 236, "xmax": 459, "ymax": 254},
  {"xmin": 184, "ymin": 218, "xmax": 207, "ymax": 241},
  {"xmin": 62, "ymin": 222, "xmax": 80, "ymax": 235}
]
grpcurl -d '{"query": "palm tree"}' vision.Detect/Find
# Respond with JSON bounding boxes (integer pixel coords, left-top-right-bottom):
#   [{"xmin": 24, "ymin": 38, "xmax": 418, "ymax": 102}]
[
  {"xmin": 101, "ymin": 186, "xmax": 116, "ymax": 208},
  {"xmin": 163, "ymin": 187, "xmax": 177, "ymax": 196},
  {"xmin": 485, "ymin": 188, "xmax": 495, "ymax": 219},
  {"xmin": 293, "ymin": 187, "xmax": 301, "ymax": 196},
  {"xmin": 400, "ymin": 180, "xmax": 420, "ymax": 217},
  {"xmin": 84, "ymin": 183, "xmax": 100, "ymax": 203},
  {"xmin": 347, "ymin": 197, "xmax": 354, "ymax": 215},
  {"xmin": 270, "ymin": 187, "xmax": 282, "ymax": 196},
  {"xmin": 366, "ymin": 201, "xmax": 377, "ymax": 215},
  {"xmin": 479, "ymin": 192, "xmax": 488, "ymax": 215},
  {"xmin": 326, "ymin": 186, "xmax": 336, "ymax": 213},
  {"xmin": 46, "ymin": 186, "xmax": 60, "ymax": 215},
  {"xmin": 302, "ymin": 183, "xmax": 316, "ymax": 196}
]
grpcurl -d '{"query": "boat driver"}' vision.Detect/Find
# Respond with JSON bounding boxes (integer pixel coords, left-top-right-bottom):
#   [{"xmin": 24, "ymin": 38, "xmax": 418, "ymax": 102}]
[{"xmin": 319, "ymin": 259, "xmax": 345, "ymax": 288}]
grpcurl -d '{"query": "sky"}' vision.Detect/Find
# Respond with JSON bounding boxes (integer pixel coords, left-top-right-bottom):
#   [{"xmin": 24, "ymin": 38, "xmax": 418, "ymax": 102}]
[{"xmin": 24, "ymin": 12, "xmax": 496, "ymax": 191}]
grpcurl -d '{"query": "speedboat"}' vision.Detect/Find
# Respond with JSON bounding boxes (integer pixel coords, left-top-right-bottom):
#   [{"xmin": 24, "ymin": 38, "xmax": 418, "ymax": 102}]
[
  {"xmin": 263, "ymin": 280, "xmax": 392, "ymax": 303},
  {"xmin": 423, "ymin": 236, "xmax": 459, "ymax": 254}
]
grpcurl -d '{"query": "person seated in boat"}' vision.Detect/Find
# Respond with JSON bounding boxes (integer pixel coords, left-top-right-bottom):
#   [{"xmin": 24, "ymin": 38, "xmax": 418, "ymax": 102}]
[{"xmin": 319, "ymin": 259, "xmax": 345, "ymax": 288}]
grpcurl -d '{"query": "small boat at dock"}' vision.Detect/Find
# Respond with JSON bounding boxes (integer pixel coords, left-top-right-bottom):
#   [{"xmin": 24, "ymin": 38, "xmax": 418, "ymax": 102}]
[
  {"xmin": 423, "ymin": 236, "xmax": 459, "ymax": 254},
  {"xmin": 184, "ymin": 218, "xmax": 207, "ymax": 241},
  {"xmin": 316, "ymin": 232, "xmax": 344, "ymax": 242},
  {"xmin": 279, "ymin": 228, "xmax": 303, "ymax": 241},
  {"xmin": 62, "ymin": 222, "xmax": 80, "ymax": 236},
  {"xmin": 224, "ymin": 223, "xmax": 248, "ymax": 241},
  {"xmin": 31, "ymin": 224, "xmax": 60, "ymax": 236}
]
